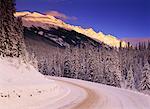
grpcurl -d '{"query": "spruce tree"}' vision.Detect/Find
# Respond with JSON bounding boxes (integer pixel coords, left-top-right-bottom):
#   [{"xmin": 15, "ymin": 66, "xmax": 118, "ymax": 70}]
[
  {"xmin": 139, "ymin": 62, "xmax": 150, "ymax": 90},
  {"xmin": 126, "ymin": 65, "xmax": 135, "ymax": 89},
  {"xmin": 147, "ymin": 41, "xmax": 150, "ymax": 50},
  {"xmin": 0, "ymin": 0, "xmax": 26, "ymax": 58}
]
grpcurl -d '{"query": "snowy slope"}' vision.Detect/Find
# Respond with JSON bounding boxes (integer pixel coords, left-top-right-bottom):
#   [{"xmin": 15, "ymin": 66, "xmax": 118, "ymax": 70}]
[
  {"xmin": 0, "ymin": 58, "xmax": 150, "ymax": 109},
  {"xmin": 15, "ymin": 12, "xmax": 127, "ymax": 47}
]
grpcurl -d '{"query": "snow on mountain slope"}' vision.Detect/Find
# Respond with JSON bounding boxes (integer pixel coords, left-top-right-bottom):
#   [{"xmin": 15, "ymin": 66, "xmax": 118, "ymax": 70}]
[
  {"xmin": 15, "ymin": 12, "xmax": 127, "ymax": 47},
  {"xmin": 0, "ymin": 58, "xmax": 150, "ymax": 109}
]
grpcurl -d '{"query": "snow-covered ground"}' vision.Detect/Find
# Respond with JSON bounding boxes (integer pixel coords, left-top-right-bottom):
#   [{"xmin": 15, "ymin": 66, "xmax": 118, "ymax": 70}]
[{"xmin": 0, "ymin": 58, "xmax": 150, "ymax": 109}]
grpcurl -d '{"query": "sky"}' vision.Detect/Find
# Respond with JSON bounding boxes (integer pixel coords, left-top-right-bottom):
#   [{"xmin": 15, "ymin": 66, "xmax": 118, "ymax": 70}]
[{"xmin": 16, "ymin": 0, "xmax": 150, "ymax": 40}]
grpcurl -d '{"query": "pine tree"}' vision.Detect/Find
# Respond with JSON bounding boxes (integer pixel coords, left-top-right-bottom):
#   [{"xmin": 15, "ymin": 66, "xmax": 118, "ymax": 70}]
[
  {"xmin": 138, "ymin": 42, "xmax": 142, "ymax": 50},
  {"xmin": 143, "ymin": 42, "xmax": 146, "ymax": 50},
  {"xmin": 119, "ymin": 41, "xmax": 122, "ymax": 49},
  {"xmin": 135, "ymin": 44, "xmax": 138, "ymax": 50},
  {"xmin": 147, "ymin": 41, "xmax": 150, "ymax": 50},
  {"xmin": 63, "ymin": 60, "xmax": 71, "ymax": 78},
  {"xmin": 93, "ymin": 46, "xmax": 104, "ymax": 83},
  {"xmin": 63, "ymin": 47, "xmax": 71, "ymax": 78},
  {"xmin": 42, "ymin": 60, "xmax": 49, "ymax": 75},
  {"xmin": 0, "ymin": 0, "xmax": 26, "ymax": 58},
  {"xmin": 103, "ymin": 50, "xmax": 121, "ymax": 87},
  {"xmin": 127, "ymin": 42, "xmax": 130, "ymax": 49},
  {"xmin": 30, "ymin": 53, "xmax": 38, "ymax": 69},
  {"xmin": 126, "ymin": 65, "xmax": 135, "ymax": 89},
  {"xmin": 50, "ymin": 67, "xmax": 56, "ymax": 76},
  {"xmin": 70, "ymin": 47, "xmax": 80, "ymax": 79},
  {"xmin": 139, "ymin": 62, "xmax": 150, "ymax": 90},
  {"xmin": 85, "ymin": 45, "xmax": 95, "ymax": 82}
]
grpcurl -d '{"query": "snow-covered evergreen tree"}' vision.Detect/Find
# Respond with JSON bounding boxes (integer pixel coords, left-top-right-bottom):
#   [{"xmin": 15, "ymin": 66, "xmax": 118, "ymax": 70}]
[
  {"xmin": 41, "ymin": 60, "xmax": 49, "ymax": 75},
  {"xmin": 139, "ymin": 62, "xmax": 150, "ymax": 91},
  {"xmin": 30, "ymin": 53, "xmax": 38, "ymax": 69},
  {"xmin": 0, "ymin": 0, "xmax": 26, "ymax": 59},
  {"xmin": 63, "ymin": 46, "xmax": 72, "ymax": 78},
  {"xmin": 148, "ymin": 42, "xmax": 150, "ymax": 50},
  {"xmin": 126, "ymin": 65, "xmax": 135, "ymax": 90}
]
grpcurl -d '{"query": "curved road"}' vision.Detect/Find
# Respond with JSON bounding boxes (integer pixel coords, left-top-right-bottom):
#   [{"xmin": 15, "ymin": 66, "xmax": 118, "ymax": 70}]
[
  {"xmin": 51, "ymin": 78, "xmax": 99, "ymax": 109},
  {"xmin": 50, "ymin": 77, "xmax": 150, "ymax": 109}
]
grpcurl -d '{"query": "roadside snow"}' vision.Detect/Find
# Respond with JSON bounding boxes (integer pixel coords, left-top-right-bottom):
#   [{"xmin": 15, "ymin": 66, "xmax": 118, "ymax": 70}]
[
  {"xmin": 0, "ymin": 58, "xmax": 150, "ymax": 109},
  {"xmin": 0, "ymin": 58, "xmax": 86, "ymax": 109}
]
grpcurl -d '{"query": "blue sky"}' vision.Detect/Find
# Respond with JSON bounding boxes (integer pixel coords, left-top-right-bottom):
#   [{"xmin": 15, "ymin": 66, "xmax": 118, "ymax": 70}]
[{"xmin": 16, "ymin": 0, "xmax": 150, "ymax": 39}]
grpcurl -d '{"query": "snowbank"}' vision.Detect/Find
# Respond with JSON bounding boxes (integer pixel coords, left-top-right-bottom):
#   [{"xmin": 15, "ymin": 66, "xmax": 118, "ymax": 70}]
[
  {"xmin": 0, "ymin": 58, "xmax": 86, "ymax": 109},
  {"xmin": 0, "ymin": 58, "xmax": 150, "ymax": 109}
]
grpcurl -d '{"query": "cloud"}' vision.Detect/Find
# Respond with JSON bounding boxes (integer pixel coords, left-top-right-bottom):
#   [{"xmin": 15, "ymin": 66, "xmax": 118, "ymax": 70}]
[{"xmin": 46, "ymin": 11, "xmax": 77, "ymax": 21}]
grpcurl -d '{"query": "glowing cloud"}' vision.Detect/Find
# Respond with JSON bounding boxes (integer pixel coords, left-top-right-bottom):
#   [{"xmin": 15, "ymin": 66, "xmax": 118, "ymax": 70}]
[{"xmin": 46, "ymin": 11, "xmax": 77, "ymax": 20}]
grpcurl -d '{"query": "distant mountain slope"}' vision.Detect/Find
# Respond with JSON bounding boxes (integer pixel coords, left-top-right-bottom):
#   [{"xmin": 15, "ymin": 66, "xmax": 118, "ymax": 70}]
[
  {"xmin": 15, "ymin": 12, "xmax": 127, "ymax": 47},
  {"xmin": 24, "ymin": 26, "xmax": 104, "ymax": 48}
]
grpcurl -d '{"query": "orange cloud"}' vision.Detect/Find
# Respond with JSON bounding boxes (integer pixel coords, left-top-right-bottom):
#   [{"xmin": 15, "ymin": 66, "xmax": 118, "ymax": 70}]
[{"xmin": 46, "ymin": 11, "xmax": 77, "ymax": 20}]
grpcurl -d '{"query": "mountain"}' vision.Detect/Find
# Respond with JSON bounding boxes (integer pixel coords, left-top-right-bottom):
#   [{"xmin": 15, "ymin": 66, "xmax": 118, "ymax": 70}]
[{"xmin": 15, "ymin": 11, "xmax": 127, "ymax": 47}]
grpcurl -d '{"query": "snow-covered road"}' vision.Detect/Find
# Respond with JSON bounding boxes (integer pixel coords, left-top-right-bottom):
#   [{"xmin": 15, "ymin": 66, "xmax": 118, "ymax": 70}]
[
  {"xmin": 48, "ymin": 77, "xmax": 150, "ymax": 109},
  {"xmin": 0, "ymin": 58, "xmax": 150, "ymax": 109}
]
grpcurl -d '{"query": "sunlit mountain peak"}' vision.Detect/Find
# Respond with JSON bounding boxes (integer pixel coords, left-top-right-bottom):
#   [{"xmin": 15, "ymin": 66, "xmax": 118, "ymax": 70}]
[{"xmin": 15, "ymin": 11, "xmax": 127, "ymax": 47}]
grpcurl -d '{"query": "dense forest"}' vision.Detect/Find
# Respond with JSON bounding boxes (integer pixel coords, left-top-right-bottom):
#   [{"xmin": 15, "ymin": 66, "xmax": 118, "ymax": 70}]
[{"xmin": 24, "ymin": 27, "xmax": 150, "ymax": 95}]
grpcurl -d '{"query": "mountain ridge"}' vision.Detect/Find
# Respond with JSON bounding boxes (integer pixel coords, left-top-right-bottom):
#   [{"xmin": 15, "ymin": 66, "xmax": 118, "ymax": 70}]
[{"xmin": 15, "ymin": 11, "xmax": 127, "ymax": 48}]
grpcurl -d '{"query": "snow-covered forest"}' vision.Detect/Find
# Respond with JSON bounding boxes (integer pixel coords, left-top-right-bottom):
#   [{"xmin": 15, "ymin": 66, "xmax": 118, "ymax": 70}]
[{"xmin": 24, "ymin": 27, "xmax": 150, "ymax": 95}]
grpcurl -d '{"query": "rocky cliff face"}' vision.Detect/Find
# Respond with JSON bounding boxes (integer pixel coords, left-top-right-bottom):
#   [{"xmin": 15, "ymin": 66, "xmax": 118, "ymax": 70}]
[{"xmin": 0, "ymin": 0, "xmax": 25, "ymax": 58}]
